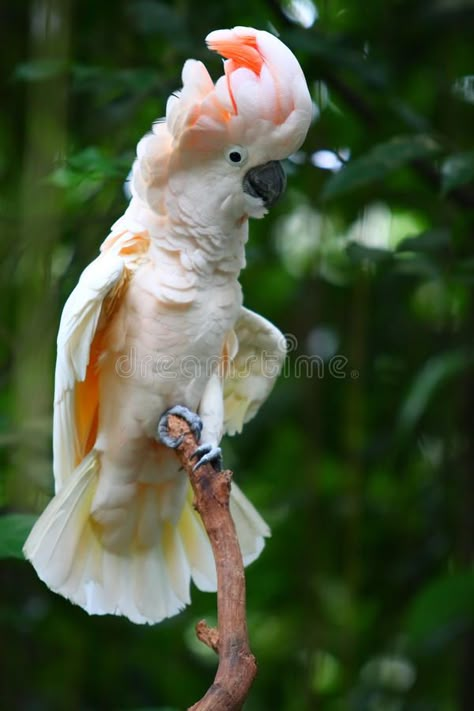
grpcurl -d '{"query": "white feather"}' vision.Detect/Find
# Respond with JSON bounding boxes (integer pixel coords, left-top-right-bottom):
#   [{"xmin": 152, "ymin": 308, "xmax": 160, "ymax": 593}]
[
  {"xmin": 53, "ymin": 251, "xmax": 126, "ymax": 489},
  {"xmin": 230, "ymin": 482, "xmax": 270, "ymax": 565},
  {"xmin": 24, "ymin": 451, "xmax": 194, "ymax": 625},
  {"xmin": 24, "ymin": 25, "xmax": 312, "ymax": 626},
  {"xmin": 223, "ymin": 307, "xmax": 287, "ymax": 435},
  {"xmin": 178, "ymin": 494, "xmax": 217, "ymax": 592}
]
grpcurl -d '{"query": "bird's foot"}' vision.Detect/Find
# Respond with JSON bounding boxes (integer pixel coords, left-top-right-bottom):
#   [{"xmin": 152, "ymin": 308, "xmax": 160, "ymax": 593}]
[
  {"xmin": 191, "ymin": 444, "xmax": 223, "ymax": 472},
  {"xmin": 158, "ymin": 405, "xmax": 203, "ymax": 449}
]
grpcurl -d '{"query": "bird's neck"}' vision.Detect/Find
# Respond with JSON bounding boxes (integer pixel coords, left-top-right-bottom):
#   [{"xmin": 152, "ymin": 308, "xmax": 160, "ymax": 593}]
[{"xmin": 118, "ymin": 196, "xmax": 248, "ymax": 279}]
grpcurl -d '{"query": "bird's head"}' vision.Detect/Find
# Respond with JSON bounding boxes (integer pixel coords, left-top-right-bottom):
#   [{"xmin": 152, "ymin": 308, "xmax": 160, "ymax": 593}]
[{"xmin": 132, "ymin": 27, "xmax": 312, "ymax": 224}]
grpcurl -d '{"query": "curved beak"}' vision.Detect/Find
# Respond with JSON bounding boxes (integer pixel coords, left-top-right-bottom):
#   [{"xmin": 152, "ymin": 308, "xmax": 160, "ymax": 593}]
[{"xmin": 243, "ymin": 160, "xmax": 287, "ymax": 208}]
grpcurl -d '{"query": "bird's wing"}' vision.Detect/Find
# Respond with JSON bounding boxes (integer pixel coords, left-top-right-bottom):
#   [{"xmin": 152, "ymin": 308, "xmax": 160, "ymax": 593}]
[
  {"xmin": 223, "ymin": 307, "xmax": 287, "ymax": 435},
  {"xmin": 53, "ymin": 232, "xmax": 148, "ymax": 492}
]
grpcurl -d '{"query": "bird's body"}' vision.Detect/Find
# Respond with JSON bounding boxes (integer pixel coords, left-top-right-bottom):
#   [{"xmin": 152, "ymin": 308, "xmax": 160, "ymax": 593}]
[
  {"xmin": 88, "ymin": 219, "xmax": 244, "ymax": 553},
  {"xmin": 24, "ymin": 26, "xmax": 312, "ymax": 623}
]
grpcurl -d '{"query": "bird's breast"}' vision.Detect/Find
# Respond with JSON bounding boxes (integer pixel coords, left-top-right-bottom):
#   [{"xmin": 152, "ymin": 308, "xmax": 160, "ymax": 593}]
[{"xmin": 103, "ymin": 257, "xmax": 242, "ymax": 397}]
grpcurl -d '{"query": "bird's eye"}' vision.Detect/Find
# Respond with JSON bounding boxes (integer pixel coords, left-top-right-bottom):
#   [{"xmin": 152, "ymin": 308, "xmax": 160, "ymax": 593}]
[{"xmin": 225, "ymin": 145, "xmax": 248, "ymax": 166}]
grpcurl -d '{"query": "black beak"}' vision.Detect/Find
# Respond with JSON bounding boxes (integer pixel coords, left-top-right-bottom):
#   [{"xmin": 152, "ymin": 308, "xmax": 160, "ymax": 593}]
[{"xmin": 243, "ymin": 160, "xmax": 287, "ymax": 208}]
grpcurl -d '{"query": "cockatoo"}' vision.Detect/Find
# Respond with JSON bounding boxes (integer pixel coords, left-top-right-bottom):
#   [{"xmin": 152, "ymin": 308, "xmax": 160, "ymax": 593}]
[{"xmin": 24, "ymin": 27, "xmax": 312, "ymax": 624}]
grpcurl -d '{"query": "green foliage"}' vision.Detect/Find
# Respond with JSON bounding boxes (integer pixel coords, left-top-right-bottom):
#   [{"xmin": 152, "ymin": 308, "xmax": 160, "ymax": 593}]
[
  {"xmin": 48, "ymin": 146, "xmax": 134, "ymax": 203},
  {"xmin": 398, "ymin": 350, "xmax": 474, "ymax": 435},
  {"xmin": 441, "ymin": 151, "xmax": 474, "ymax": 194},
  {"xmin": 1, "ymin": 0, "xmax": 474, "ymax": 710},
  {"xmin": 321, "ymin": 135, "xmax": 440, "ymax": 200},
  {"xmin": 404, "ymin": 570, "xmax": 474, "ymax": 649},
  {"xmin": 0, "ymin": 514, "xmax": 37, "ymax": 559}
]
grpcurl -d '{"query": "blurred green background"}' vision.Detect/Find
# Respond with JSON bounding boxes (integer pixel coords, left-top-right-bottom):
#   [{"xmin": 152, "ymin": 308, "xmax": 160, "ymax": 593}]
[{"xmin": 1, "ymin": 0, "xmax": 474, "ymax": 709}]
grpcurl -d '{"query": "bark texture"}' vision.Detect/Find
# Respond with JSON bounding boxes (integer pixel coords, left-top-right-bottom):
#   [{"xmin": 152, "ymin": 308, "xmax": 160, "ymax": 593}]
[{"xmin": 165, "ymin": 413, "xmax": 257, "ymax": 711}]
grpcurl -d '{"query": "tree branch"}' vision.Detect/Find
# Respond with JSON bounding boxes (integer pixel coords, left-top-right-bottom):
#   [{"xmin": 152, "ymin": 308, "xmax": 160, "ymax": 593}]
[{"xmin": 165, "ymin": 413, "xmax": 257, "ymax": 711}]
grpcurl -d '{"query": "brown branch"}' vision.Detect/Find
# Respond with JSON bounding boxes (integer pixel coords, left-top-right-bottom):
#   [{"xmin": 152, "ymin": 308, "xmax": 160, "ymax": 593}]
[{"xmin": 165, "ymin": 413, "xmax": 257, "ymax": 711}]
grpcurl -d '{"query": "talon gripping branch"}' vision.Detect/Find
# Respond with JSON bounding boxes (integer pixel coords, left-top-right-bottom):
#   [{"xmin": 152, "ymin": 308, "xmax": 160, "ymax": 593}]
[{"xmin": 24, "ymin": 27, "xmax": 312, "ymax": 624}]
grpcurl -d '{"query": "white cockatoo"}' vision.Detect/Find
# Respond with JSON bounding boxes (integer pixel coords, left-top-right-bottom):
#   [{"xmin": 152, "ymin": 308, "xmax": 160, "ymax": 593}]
[{"xmin": 24, "ymin": 27, "xmax": 312, "ymax": 624}]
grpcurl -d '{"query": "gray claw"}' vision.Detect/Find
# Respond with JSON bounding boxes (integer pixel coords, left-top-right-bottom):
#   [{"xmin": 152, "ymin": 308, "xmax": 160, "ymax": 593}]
[
  {"xmin": 158, "ymin": 405, "xmax": 203, "ymax": 449},
  {"xmin": 191, "ymin": 444, "xmax": 223, "ymax": 472}
]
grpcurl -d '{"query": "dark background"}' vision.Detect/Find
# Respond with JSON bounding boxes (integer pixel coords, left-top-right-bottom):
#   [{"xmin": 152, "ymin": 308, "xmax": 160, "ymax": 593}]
[{"xmin": 1, "ymin": 1, "xmax": 474, "ymax": 709}]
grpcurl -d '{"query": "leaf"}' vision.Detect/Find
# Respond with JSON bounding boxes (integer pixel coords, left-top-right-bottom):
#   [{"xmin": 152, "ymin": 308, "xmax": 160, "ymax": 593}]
[
  {"xmin": 321, "ymin": 135, "xmax": 440, "ymax": 200},
  {"xmin": 14, "ymin": 59, "xmax": 68, "ymax": 81},
  {"xmin": 283, "ymin": 30, "xmax": 387, "ymax": 88},
  {"xmin": 281, "ymin": 0, "xmax": 319, "ymax": 29},
  {"xmin": 72, "ymin": 65, "xmax": 160, "ymax": 95},
  {"xmin": 0, "ymin": 514, "xmax": 37, "ymax": 559},
  {"xmin": 47, "ymin": 146, "xmax": 134, "ymax": 202},
  {"xmin": 452, "ymin": 74, "xmax": 474, "ymax": 105},
  {"xmin": 441, "ymin": 151, "xmax": 474, "ymax": 193},
  {"xmin": 346, "ymin": 242, "xmax": 392, "ymax": 265},
  {"xmin": 68, "ymin": 146, "xmax": 133, "ymax": 177},
  {"xmin": 397, "ymin": 229, "xmax": 452, "ymax": 254},
  {"xmin": 127, "ymin": 0, "xmax": 185, "ymax": 35},
  {"xmin": 404, "ymin": 571, "xmax": 474, "ymax": 649},
  {"xmin": 411, "ymin": 278, "xmax": 468, "ymax": 326},
  {"xmin": 398, "ymin": 349, "xmax": 474, "ymax": 434}
]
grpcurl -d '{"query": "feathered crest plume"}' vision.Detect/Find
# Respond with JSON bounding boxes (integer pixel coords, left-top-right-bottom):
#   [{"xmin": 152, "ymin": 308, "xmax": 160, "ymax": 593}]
[
  {"xmin": 164, "ymin": 26, "xmax": 312, "ymax": 155},
  {"xmin": 130, "ymin": 27, "xmax": 312, "ymax": 209}
]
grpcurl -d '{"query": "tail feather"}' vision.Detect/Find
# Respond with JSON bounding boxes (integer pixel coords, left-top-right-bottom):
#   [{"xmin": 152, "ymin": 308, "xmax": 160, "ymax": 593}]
[
  {"xmin": 24, "ymin": 453, "xmax": 270, "ymax": 624},
  {"xmin": 24, "ymin": 453, "xmax": 98, "ymax": 590},
  {"xmin": 230, "ymin": 482, "xmax": 271, "ymax": 566},
  {"xmin": 24, "ymin": 452, "xmax": 188, "ymax": 624},
  {"xmin": 177, "ymin": 480, "xmax": 271, "ymax": 593},
  {"xmin": 178, "ymin": 494, "xmax": 218, "ymax": 592},
  {"xmin": 162, "ymin": 522, "xmax": 191, "ymax": 604}
]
